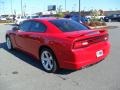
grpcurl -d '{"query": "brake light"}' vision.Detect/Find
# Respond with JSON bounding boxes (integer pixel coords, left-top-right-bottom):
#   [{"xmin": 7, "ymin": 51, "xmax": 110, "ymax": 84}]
[
  {"xmin": 73, "ymin": 41, "xmax": 89, "ymax": 49},
  {"xmin": 73, "ymin": 34, "xmax": 108, "ymax": 49}
]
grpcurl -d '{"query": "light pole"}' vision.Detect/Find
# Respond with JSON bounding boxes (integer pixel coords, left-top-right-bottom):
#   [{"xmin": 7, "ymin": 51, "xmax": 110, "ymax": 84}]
[
  {"xmin": 21, "ymin": 0, "xmax": 23, "ymax": 16},
  {"xmin": 11, "ymin": 0, "xmax": 13, "ymax": 15},
  {"xmin": 79, "ymin": 0, "xmax": 81, "ymax": 22},
  {"xmin": 65, "ymin": 0, "xmax": 66, "ymax": 11}
]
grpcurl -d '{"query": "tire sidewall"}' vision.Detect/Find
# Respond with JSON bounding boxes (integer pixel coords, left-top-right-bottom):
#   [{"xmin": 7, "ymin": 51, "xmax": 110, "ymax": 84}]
[{"xmin": 6, "ymin": 36, "xmax": 13, "ymax": 50}]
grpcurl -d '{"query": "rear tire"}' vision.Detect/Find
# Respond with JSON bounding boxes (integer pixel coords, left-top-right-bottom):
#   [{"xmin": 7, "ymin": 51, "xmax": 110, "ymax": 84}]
[{"xmin": 40, "ymin": 48, "xmax": 58, "ymax": 73}]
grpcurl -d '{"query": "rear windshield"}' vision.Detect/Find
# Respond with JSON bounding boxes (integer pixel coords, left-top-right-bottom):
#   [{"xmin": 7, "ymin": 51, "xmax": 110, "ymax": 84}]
[{"xmin": 49, "ymin": 19, "xmax": 89, "ymax": 32}]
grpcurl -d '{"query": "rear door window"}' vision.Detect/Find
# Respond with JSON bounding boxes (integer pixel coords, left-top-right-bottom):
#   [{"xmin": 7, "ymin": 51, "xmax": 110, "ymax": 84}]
[{"xmin": 30, "ymin": 21, "xmax": 46, "ymax": 32}]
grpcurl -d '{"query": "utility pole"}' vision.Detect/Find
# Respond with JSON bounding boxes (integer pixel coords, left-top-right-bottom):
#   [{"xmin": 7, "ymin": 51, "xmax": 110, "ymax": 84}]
[
  {"xmin": 0, "ymin": 1, "xmax": 1, "ymax": 15},
  {"xmin": 65, "ymin": 0, "xmax": 66, "ymax": 11},
  {"xmin": 11, "ymin": 0, "xmax": 13, "ymax": 15},
  {"xmin": 79, "ymin": 0, "xmax": 81, "ymax": 22},
  {"xmin": 23, "ymin": 4, "xmax": 26, "ymax": 16},
  {"xmin": 21, "ymin": 0, "xmax": 23, "ymax": 16}
]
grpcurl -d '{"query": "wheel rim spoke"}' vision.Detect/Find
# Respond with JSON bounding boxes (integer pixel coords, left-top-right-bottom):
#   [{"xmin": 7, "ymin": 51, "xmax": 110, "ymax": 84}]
[
  {"xmin": 44, "ymin": 51, "xmax": 49, "ymax": 58},
  {"xmin": 48, "ymin": 60, "xmax": 53, "ymax": 69},
  {"xmin": 44, "ymin": 61, "xmax": 49, "ymax": 69}
]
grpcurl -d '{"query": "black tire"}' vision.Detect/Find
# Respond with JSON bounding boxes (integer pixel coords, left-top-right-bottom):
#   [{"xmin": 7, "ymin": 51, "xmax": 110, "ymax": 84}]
[
  {"xmin": 40, "ymin": 48, "xmax": 59, "ymax": 73},
  {"xmin": 6, "ymin": 36, "xmax": 14, "ymax": 50}
]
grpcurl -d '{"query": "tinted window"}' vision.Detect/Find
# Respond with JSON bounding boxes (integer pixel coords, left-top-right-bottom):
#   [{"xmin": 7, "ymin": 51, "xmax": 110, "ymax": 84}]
[
  {"xmin": 19, "ymin": 21, "xmax": 31, "ymax": 32},
  {"xmin": 113, "ymin": 14, "xmax": 117, "ymax": 17},
  {"xmin": 50, "ymin": 19, "xmax": 89, "ymax": 32},
  {"xmin": 118, "ymin": 15, "xmax": 120, "ymax": 17},
  {"xmin": 31, "ymin": 16, "xmax": 39, "ymax": 18},
  {"xmin": 27, "ymin": 16, "xmax": 30, "ymax": 19},
  {"xmin": 30, "ymin": 21, "xmax": 46, "ymax": 32},
  {"xmin": 21, "ymin": 16, "xmax": 26, "ymax": 19},
  {"xmin": 17, "ymin": 16, "xmax": 20, "ymax": 19}
]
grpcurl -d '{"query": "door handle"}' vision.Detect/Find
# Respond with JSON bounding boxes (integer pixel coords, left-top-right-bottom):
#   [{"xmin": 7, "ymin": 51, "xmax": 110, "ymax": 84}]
[{"xmin": 17, "ymin": 34, "xmax": 29, "ymax": 37}]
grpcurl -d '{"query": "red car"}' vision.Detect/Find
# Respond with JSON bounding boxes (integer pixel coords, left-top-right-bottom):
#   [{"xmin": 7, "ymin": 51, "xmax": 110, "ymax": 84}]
[{"xmin": 6, "ymin": 18, "xmax": 110, "ymax": 73}]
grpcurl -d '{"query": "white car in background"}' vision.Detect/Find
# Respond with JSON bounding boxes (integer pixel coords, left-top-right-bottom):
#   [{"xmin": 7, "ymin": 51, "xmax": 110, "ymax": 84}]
[
  {"xmin": 86, "ymin": 15, "xmax": 105, "ymax": 21},
  {"xmin": 26, "ymin": 15, "xmax": 40, "ymax": 19},
  {"xmin": 15, "ymin": 15, "xmax": 40, "ymax": 25},
  {"xmin": 15, "ymin": 16, "xmax": 27, "ymax": 25},
  {"xmin": 0, "ymin": 16, "xmax": 7, "ymax": 20},
  {"xmin": 86, "ymin": 15, "xmax": 92, "ymax": 20}
]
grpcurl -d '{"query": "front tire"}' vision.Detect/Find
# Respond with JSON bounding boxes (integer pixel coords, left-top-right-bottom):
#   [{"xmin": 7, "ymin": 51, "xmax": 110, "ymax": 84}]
[
  {"xmin": 40, "ymin": 48, "xmax": 58, "ymax": 73},
  {"xmin": 6, "ymin": 36, "xmax": 13, "ymax": 50}
]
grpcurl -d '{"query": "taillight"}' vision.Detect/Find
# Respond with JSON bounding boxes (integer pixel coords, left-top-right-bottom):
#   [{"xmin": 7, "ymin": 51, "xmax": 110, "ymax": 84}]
[
  {"xmin": 73, "ymin": 34, "xmax": 108, "ymax": 49},
  {"xmin": 73, "ymin": 40, "xmax": 89, "ymax": 49}
]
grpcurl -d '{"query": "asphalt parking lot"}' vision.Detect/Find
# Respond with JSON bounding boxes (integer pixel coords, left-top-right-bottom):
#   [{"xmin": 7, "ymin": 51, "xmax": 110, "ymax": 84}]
[{"xmin": 0, "ymin": 22, "xmax": 120, "ymax": 90}]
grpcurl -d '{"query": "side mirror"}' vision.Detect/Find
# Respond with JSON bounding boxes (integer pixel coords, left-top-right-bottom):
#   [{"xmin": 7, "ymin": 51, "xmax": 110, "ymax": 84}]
[{"xmin": 12, "ymin": 26, "xmax": 19, "ymax": 31}]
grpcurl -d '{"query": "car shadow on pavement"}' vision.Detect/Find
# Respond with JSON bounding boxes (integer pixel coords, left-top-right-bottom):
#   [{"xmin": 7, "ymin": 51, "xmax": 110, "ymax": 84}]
[{"xmin": 0, "ymin": 42, "xmax": 75, "ymax": 75}]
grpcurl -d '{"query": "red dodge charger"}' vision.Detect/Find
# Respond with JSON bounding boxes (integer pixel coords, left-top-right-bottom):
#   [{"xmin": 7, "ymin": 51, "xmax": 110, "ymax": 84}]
[{"xmin": 6, "ymin": 18, "xmax": 110, "ymax": 73}]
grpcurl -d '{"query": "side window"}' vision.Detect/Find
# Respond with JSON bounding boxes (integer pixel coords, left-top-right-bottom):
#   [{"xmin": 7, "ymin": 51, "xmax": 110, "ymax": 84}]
[
  {"xmin": 19, "ymin": 21, "xmax": 31, "ymax": 32},
  {"xmin": 17, "ymin": 16, "xmax": 20, "ymax": 19},
  {"xmin": 30, "ymin": 21, "xmax": 46, "ymax": 32},
  {"xmin": 118, "ymin": 14, "xmax": 120, "ymax": 17},
  {"xmin": 113, "ymin": 14, "xmax": 117, "ymax": 17},
  {"xmin": 27, "ymin": 16, "xmax": 30, "ymax": 19}
]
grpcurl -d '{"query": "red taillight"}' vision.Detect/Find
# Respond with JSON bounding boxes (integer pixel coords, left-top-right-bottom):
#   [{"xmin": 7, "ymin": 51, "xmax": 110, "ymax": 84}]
[
  {"xmin": 73, "ymin": 34, "xmax": 108, "ymax": 49},
  {"xmin": 73, "ymin": 40, "xmax": 89, "ymax": 49}
]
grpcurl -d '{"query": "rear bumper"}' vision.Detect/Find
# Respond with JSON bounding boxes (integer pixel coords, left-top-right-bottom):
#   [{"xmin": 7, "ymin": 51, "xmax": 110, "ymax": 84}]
[{"xmin": 60, "ymin": 41, "xmax": 110, "ymax": 70}]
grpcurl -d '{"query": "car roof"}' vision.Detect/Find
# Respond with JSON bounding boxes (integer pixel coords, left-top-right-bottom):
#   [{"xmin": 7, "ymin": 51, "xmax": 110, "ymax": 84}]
[{"xmin": 32, "ymin": 17, "xmax": 64, "ymax": 21}]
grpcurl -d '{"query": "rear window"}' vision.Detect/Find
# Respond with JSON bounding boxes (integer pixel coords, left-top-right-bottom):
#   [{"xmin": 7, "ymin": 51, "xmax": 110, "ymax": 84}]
[{"xmin": 49, "ymin": 19, "xmax": 89, "ymax": 32}]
